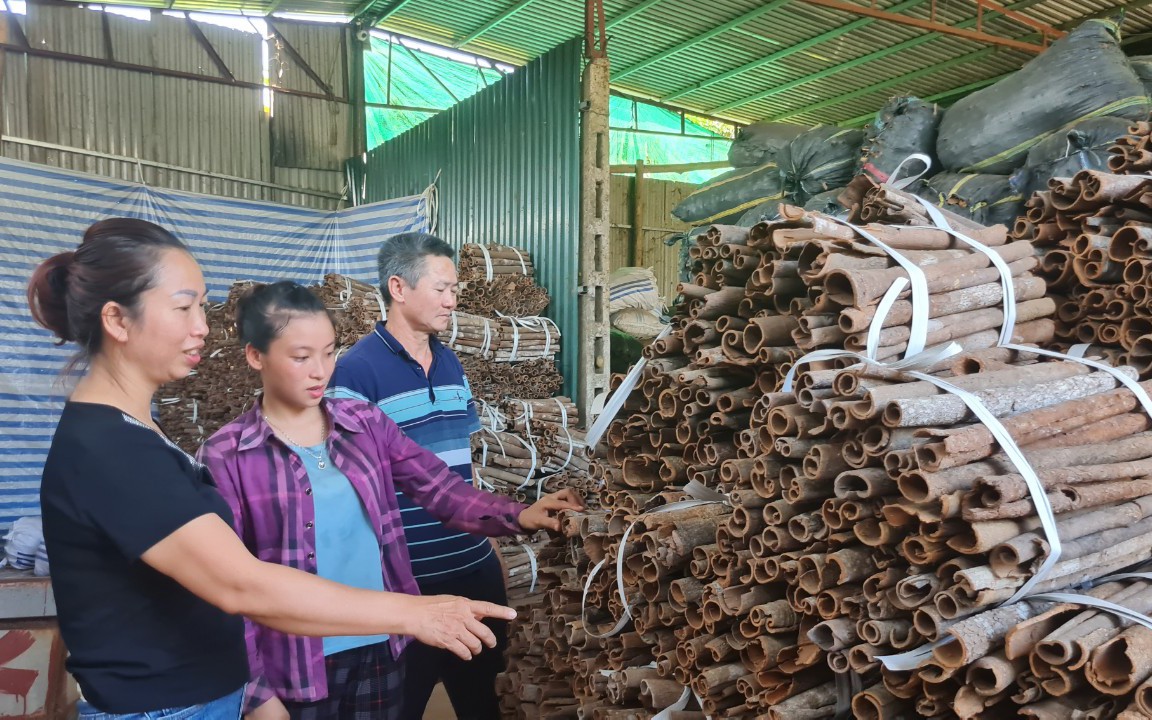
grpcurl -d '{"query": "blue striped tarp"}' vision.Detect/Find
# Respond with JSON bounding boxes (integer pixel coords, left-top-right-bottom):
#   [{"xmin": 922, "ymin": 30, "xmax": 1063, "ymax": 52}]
[{"xmin": 0, "ymin": 157, "xmax": 430, "ymax": 532}]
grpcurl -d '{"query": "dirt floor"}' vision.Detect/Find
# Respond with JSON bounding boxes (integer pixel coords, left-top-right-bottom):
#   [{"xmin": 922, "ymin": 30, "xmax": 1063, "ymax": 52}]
[{"xmin": 423, "ymin": 684, "xmax": 457, "ymax": 719}]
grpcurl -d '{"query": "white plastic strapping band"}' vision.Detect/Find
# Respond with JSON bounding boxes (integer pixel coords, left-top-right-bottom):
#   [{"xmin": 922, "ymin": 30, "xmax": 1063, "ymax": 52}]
[
  {"xmin": 511, "ymin": 247, "xmax": 528, "ymax": 275},
  {"xmin": 914, "ymin": 196, "xmax": 1018, "ymax": 347},
  {"xmin": 586, "ymin": 325, "xmax": 674, "ymax": 449},
  {"xmin": 828, "ymin": 217, "xmax": 931, "ymax": 360},
  {"xmin": 521, "ymin": 543, "xmax": 539, "ymax": 594},
  {"xmin": 477, "ymin": 244, "xmax": 495, "ymax": 281},
  {"xmin": 579, "ymin": 499, "xmax": 724, "ymax": 640}
]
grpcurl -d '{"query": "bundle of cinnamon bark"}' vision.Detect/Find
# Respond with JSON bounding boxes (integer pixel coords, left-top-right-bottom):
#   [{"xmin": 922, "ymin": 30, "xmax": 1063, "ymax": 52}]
[
  {"xmin": 459, "ymin": 357, "xmax": 563, "ymax": 402},
  {"xmin": 473, "ymin": 397, "xmax": 594, "ymax": 503},
  {"xmin": 1015, "ymin": 120, "xmax": 1152, "ymax": 375},
  {"xmin": 495, "ymin": 186, "xmax": 1152, "ymax": 719},
  {"xmin": 459, "ymin": 243, "xmax": 537, "ymax": 282},
  {"xmin": 459, "ymin": 275, "xmax": 550, "ymax": 317},
  {"xmin": 438, "ymin": 310, "xmax": 561, "ymax": 362}
]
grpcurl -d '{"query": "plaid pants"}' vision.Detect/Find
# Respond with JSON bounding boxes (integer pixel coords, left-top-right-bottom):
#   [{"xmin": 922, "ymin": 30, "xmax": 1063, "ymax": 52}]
[{"xmin": 284, "ymin": 642, "xmax": 404, "ymax": 720}]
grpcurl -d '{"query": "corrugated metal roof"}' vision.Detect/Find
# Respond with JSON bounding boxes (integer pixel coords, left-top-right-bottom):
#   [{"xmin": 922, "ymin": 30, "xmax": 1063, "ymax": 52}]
[{"xmin": 40, "ymin": 0, "xmax": 1152, "ymax": 126}]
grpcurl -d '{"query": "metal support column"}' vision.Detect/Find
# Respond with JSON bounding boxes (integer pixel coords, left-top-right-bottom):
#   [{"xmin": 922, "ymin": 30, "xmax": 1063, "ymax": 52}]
[{"xmin": 577, "ymin": 0, "xmax": 610, "ymax": 428}]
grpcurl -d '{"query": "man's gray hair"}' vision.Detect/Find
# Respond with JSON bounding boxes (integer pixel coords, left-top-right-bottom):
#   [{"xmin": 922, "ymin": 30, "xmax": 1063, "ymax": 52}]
[{"xmin": 377, "ymin": 232, "xmax": 456, "ymax": 305}]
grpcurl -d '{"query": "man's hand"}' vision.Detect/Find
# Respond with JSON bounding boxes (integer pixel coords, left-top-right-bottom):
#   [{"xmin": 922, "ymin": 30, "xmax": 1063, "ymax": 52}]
[
  {"xmin": 518, "ymin": 489, "xmax": 585, "ymax": 532},
  {"xmin": 405, "ymin": 595, "xmax": 516, "ymax": 661},
  {"xmin": 246, "ymin": 696, "xmax": 289, "ymax": 720}
]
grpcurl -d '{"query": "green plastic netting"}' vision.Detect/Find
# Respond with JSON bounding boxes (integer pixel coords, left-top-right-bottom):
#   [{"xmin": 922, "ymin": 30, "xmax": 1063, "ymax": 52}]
[
  {"xmin": 365, "ymin": 42, "xmax": 732, "ymax": 184},
  {"xmin": 365, "ymin": 38, "xmax": 503, "ymax": 149}
]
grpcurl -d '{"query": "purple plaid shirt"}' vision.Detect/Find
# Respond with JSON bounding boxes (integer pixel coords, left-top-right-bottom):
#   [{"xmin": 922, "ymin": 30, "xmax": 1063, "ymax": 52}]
[{"xmin": 197, "ymin": 397, "xmax": 527, "ymax": 711}]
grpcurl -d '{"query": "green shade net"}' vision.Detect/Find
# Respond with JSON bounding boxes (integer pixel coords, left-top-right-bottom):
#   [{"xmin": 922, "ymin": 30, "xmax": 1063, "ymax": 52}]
[
  {"xmin": 609, "ymin": 96, "xmax": 732, "ymax": 184},
  {"xmin": 365, "ymin": 38, "xmax": 503, "ymax": 149},
  {"xmin": 365, "ymin": 44, "xmax": 733, "ymax": 183}
]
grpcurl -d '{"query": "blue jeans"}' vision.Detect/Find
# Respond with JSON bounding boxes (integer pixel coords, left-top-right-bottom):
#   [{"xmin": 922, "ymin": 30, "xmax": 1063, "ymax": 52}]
[{"xmin": 77, "ymin": 686, "xmax": 244, "ymax": 720}]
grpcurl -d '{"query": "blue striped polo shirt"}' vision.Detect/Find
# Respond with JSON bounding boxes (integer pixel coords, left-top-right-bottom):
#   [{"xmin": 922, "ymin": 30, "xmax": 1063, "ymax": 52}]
[{"xmin": 328, "ymin": 323, "xmax": 491, "ymax": 584}]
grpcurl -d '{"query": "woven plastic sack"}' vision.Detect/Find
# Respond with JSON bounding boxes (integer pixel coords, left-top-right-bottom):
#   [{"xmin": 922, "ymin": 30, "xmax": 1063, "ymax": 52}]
[
  {"xmin": 921, "ymin": 173, "xmax": 1023, "ymax": 228},
  {"xmin": 778, "ymin": 127, "xmax": 866, "ymax": 204},
  {"xmin": 1009, "ymin": 116, "xmax": 1133, "ymax": 198},
  {"xmin": 802, "ymin": 188, "xmax": 850, "ymax": 219},
  {"xmin": 609, "ymin": 267, "xmax": 662, "ymax": 314},
  {"xmin": 612, "ymin": 308, "xmax": 668, "ymax": 343},
  {"xmin": 860, "ymin": 96, "xmax": 941, "ymax": 183},
  {"xmin": 1131, "ymin": 56, "xmax": 1152, "ymax": 96},
  {"xmin": 936, "ymin": 19, "xmax": 1150, "ymax": 174},
  {"xmin": 736, "ymin": 199, "xmax": 783, "ymax": 227},
  {"xmin": 728, "ymin": 122, "xmax": 809, "ymax": 168},
  {"xmin": 671, "ymin": 164, "xmax": 786, "ymax": 224}
]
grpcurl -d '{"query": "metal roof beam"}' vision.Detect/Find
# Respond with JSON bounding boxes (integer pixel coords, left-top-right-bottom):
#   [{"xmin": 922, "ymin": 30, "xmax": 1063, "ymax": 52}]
[
  {"xmin": 797, "ymin": 0, "xmax": 1050, "ymax": 53},
  {"xmin": 710, "ymin": 0, "xmax": 1049, "ymax": 113},
  {"xmin": 664, "ymin": 0, "xmax": 928, "ymax": 102},
  {"xmin": 353, "ymin": 0, "xmax": 414, "ymax": 28},
  {"xmin": 768, "ymin": 45, "xmax": 998, "ymax": 122},
  {"xmin": 267, "ymin": 18, "xmax": 336, "ymax": 98},
  {"xmin": 613, "ymin": 0, "xmax": 791, "ymax": 80},
  {"xmin": 455, "ymin": 0, "xmax": 537, "ymax": 48}
]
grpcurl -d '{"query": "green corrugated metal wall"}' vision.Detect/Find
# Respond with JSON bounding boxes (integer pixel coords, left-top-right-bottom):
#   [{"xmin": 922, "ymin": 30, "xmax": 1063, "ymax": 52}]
[{"xmin": 362, "ymin": 38, "xmax": 584, "ymax": 396}]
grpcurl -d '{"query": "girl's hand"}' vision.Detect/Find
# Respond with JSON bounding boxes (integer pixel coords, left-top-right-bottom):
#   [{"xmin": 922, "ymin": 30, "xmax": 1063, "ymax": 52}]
[{"xmin": 518, "ymin": 489, "xmax": 585, "ymax": 532}]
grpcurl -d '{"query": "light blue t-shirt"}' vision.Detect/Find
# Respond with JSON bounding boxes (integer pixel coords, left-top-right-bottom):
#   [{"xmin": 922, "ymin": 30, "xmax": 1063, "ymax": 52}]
[{"xmin": 290, "ymin": 443, "xmax": 390, "ymax": 657}]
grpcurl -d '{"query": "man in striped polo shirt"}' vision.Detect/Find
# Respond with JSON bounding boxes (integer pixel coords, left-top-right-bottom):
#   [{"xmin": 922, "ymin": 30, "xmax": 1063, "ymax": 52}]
[{"xmin": 329, "ymin": 232, "xmax": 505, "ymax": 720}]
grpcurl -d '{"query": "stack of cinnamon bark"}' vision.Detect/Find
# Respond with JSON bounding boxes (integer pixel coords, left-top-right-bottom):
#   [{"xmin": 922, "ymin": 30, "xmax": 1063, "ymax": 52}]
[
  {"xmin": 457, "ymin": 243, "xmax": 549, "ymax": 317},
  {"xmin": 472, "ymin": 397, "xmax": 595, "ymax": 504},
  {"xmin": 1019, "ymin": 120, "xmax": 1152, "ymax": 374},
  {"xmin": 498, "ymin": 179, "xmax": 1152, "ymax": 719},
  {"xmin": 439, "ymin": 311, "xmax": 561, "ymax": 363}
]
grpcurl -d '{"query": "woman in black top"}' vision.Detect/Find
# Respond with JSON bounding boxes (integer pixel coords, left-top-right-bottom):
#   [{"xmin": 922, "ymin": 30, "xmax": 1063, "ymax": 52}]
[{"xmin": 31, "ymin": 219, "xmax": 534, "ymax": 719}]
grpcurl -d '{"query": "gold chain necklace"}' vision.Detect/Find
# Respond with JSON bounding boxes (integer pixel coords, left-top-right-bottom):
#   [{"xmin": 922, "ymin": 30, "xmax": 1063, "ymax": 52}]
[{"xmin": 264, "ymin": 413, "xmax": 330, "ymax": 469}]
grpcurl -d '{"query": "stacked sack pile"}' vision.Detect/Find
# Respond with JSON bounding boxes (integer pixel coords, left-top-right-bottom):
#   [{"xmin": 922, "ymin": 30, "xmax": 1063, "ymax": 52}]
[
  {"xmin": 671, "ymin": 18, "xmax": 1152, "ymax": 236},
  {"xmin": 498, "ymin": 172, "xmax": 1152, "ymax": 719},
  {"xmin": 437, "ymin": 243, "xmax": 593, "ymax": 505}
]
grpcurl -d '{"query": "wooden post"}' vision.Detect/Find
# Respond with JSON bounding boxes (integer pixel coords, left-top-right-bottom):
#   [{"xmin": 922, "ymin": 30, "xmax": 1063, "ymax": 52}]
[
  {"xmin": 631, "ymin": 159, "xmax": 645, "ymax": 267},
  {"xmin": 577, "ymin": 53, "xmax": 611, "ymax": 429}
]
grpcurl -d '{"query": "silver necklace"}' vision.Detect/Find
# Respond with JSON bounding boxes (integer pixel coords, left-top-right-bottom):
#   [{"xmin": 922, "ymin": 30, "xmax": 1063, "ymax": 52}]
[{"xmin": 264, "ymin": 413, "xmax": 330, "ymax": 469}]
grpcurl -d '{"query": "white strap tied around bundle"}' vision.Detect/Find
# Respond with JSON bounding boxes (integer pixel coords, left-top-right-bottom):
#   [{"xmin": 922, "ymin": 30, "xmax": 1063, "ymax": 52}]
[
  {"xmin": 1029, "ymin": 593, "xmax": 1152, "ymax": 633},
  {"xmin": 827, "ymin": 217, "xmax": 931, "ymax": 361},
  {"xmin": 510, "ymin": 246, "xmax": 528, "ymax": 275},
  {"xmin": 586, "ymin": 325, "xmax": 674, "ymax": 449},
  {"xmin": 913, "ymin": 196, "xmax": 1018, "ymax": 346},
  {"xmin": 580, "ymin": 483, "xmax": 729, "ymax": 640},
  {"xmin": 375, "ymin": 292, "xmax": 387, "ymax": 321},
  {"xmin": 479, "ymin": 317, "xmax": 493, "ymax": 357},
  {"xmin": 341, "ymin": 276, "xmax": 353, "ymax": 304},
  {"xmin": 651, "ymin": 686, "xmax": 709, "ymax": 720},
  {"xmin": 477, "ymin": 244, "xmax": 495, "ymax": 281},
  {"xmin": 518, "ymin": 400, "xmax": 534, "ymax": 439},
  {"xmin": 474, "ymin": 468, "xmax": 495, "ymax": 492},
  {"xmin": 521, "ymin": 543, "xmax": 539, "ymax": 594},
  {"xmin": 448, "ymin": 311, "xmax": 460, "ymax": 346},
  {"xmin": 510, "ymin": 432, "xmax": 539, "ymax": 492}
]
